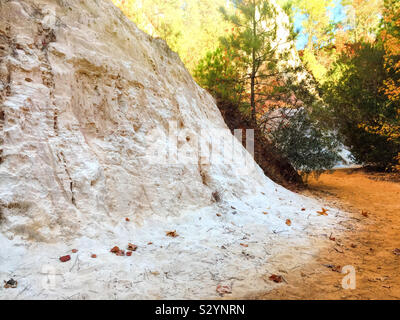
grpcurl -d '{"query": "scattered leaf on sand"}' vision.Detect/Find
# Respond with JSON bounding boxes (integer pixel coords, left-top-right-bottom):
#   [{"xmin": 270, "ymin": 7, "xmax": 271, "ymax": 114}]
[
  {"xmin": 324, "ymin": 264, "xmax": 341, "ymax": 272},
  {"xmin": 72, "ymin": 249, "xmax": 78, "ymax": 253},
  {"xmin": 91, "ymin": 254, "xmax": 97, "ymax": 258},
  {"xmin": 263, "ymin": 212, "xmax": 268, "ymax": 215},
  {"xmin": 286, "ymin": 219, "xmax": 292, "ymax": 226},
  {"xmin": 393, "ymin": 248, "xmax": 400, "ymax": 256},
  {"xmin": 147, "ymin": 242, "xmax": 153, "ymax": 245},
  {"xmin": 126, "ymin": 251, "xmax": 132, "ymax": 256},
  {"xmin": 166, "ymin": 230, "xmax": 179, "ymax": 238},
  {"xmin": 216, "ymin": 213, "xmax": 221, "ymax": 217},
  {"xmin": 110, "ymin": 246, "xmax": 120, "ymax": 253},
  {"xmin": 125, "ymin": 218, "xmax": 130, "ymax": 222},
  {"xmin": 127, "ymin": 243, "xmax": 138, "ymax": 251},
  {"xmin": 240, "ymin": 243, "xmax": 248, "ymax": 247},
  {"xmin": 3, "ymin": 279, "xmax": 18, "ymax": 289},
  {"xmin": 301, "ymin": 208, "xmax": 306, "ymax": 211},
  {"xmin": 110, "ymin": 246, "xmax": 125, "ymax": 256},
  {"xmin": 216, "ymin": 284, "xmax": 232, "ymax": 296},
  {"xmin": 59, "ymin": 255, "xmax": 71, "ymax": 263},
  {"xmin": 329, "ymin": 234, "xmax": 336, "ymax": 241},
  {"xmin": 269, "ymin": 274, "xmax": 283, "ymax": 283},
  {"xmin": 362, "ymin": 211, "xmax": 369, "ymax": 218},
  {"xmin": 317, "ymin": 208, "xmax": 329, "ymax": 216}
]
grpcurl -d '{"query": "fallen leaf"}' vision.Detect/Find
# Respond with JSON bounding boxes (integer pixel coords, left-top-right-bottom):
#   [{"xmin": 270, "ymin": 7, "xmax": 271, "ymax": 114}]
[
  {"xmin": 71, "ymin": 249, "xmax": 78, "ymax": 253},
  {"xmin": 263, "ymin": 211, "xmax": 269, "ymax": 215},
  {"xmin": 125, "ymin": 217, "xmax": 130, "ymax": 222},
  {"xmin": 59, "ymin": 255, "xmax": 71, "ymax": 263},
  {"xmin": 147, "ymin": 242, "xmax": 153, "ymax": 245},
  {"xmin": 166, "ymin": 230, "xmax": 179, "ymax": 238},
  {"xmin": 269, "ymin": 274, "xmax": 283, "ymax": 283},
  {"xmin": 216, "ymin": 213, "xmax": 221, "ymax": 217},
  {"xmin": 361, "ymin": 211, "xmax": 369, "ymax": 218},
  {"xmin": 110, "ymin": 246, "xmax": 125, "ymax": 256},
  {"xmin": 91, "ymin": 254, "xmax": 97, "ymax": 258},
  {"xmin": 329, "ymin": 234, "xmax": 336, "ymax": 241},
  {"xmin": 240, "ymin": 243, "xmax": 248, "ymax": 247},
  {"xmin": 324, "ymin": 264, "xmax": 341, "ymax": 272},
  {"xmin": 216, "ymin": 284, "xmax": 232, "ymax": 296},
  {"xmin": 116, "ymin": 250, "xmax": 125, "ymax": 256},
  {"xmin": 110, "ymin": 246, "xmax": 120, "ymax": 253},
  {"xmin": 286, "ymin": 219, "xmax": 292, "ymax": 226},
  {"xmin": 393, "ymin": 248, "xmax": 400, "ymax": 256},
  {"xmin": 317, "ymin": 208, "xmax": 329, "ymax": 216},
  {"xmin": 301, "ymin": 208, "xmax": 306, "ymax": 211},
  {"xmin": 126, "ymin": 251, "xmax": 132, "ymax": 256},
  {"xmin": 3, "ymin": 279, "xmax": 18, "ymax": 289},
  {"xmin": 127, "ymin": 243, "xmax": 138, "ymax": 251}
]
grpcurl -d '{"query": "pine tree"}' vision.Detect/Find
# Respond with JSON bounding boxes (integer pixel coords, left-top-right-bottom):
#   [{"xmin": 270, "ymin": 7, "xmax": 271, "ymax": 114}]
[{"xmin": 219, "ymin": 0, "xmax": 296, "ymax": 123}]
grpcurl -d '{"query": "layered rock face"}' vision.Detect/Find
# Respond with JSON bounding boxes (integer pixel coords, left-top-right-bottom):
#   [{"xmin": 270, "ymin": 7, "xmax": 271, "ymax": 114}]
[{"xmin": 0, "ymin": 0, "xmax": 272, "ymax": 241}]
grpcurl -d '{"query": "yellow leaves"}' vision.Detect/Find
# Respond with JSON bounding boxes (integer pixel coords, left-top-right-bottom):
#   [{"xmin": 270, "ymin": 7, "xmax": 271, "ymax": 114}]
[{"xmin": 317, "ymin": 208, "xmax": 329, "ymax": 216}]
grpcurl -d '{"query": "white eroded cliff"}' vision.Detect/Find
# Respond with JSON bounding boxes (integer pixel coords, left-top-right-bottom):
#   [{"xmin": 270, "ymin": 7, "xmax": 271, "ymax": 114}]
[{"xmin": 0, "ymin": 0, "xmax": 345, "ymax": 299}]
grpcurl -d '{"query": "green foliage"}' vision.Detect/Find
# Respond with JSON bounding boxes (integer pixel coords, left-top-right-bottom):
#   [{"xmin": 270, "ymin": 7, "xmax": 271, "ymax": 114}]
[
  {"xmin": 270, "ymin": 109, "xmax": 341, "ymax": 174},
  {"xmin": 323, "ymin": 42, "xmax": 400, "ymax": 169},
  {"xmin": 194, "ymin": 47, "xmax": 244, "ymax": 104},
  {"xmin": 195, "ymin": 0, "xmax": 340, "ymax": 173},
  {"xmin": 218, "ymin": 0, "xmax": 298, "ymax": 122}
]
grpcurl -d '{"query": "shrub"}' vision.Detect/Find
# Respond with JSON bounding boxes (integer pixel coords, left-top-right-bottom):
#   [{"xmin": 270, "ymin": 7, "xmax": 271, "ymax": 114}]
[{"xmin": 269, "ymin": 109, "xmax": 341, "ymax": 175}]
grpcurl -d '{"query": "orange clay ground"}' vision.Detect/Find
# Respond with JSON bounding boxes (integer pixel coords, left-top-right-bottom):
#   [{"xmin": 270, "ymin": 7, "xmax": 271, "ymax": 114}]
[{"xmin": 252, "ymin": 168, "xmax": 400, "ymax": 300}]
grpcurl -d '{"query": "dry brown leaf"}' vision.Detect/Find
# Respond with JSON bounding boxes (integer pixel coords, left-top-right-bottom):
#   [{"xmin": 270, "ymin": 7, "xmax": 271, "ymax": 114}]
[
  {"xmin": 216, "ymin": 284, "xmax": 232, "ymax": 296},
  {"xmin": 71, "ymin": 249, "xmax": 78, "ymax": 253},
  {"xmin": 329, "ymin": 233, "xmax": 336, "ymax": 241},
  {"xmin": 110, "ymin": 246, "xmax": 125, "ymax": 256},
  {"xmin": 361, "ymin": 211, "xmax": 369, "ymax": 218},
  {"xmin": 301, "ymin": 208, "xmax": 306, "ymax": 211},
  {"xmin": 263, "ymin": 211, "xmax": 268, "ymax": 215},
  {"xmin": 110, "ymin": 246, "xmax": 120, "ymax": 253},
  {"xmin": 91, "ymin": 254, "xmax": 97, "ymax": 258},
  {"xmin": 269, "ymin": 274, "xmax": 283, "ymax": 283},
  {"xmin": 216, "ymin": 213, "xmax": 221, "ymax": 217},
  {"xmin": 317, "ymin": 208, "xmax": 329, "ymax": 216},
  {"xmin": 240, "ymin": 243, "xmax": 248, "ymax": 247},
  {"xmin": 127, "ymin": 243, "xmax": 138, "ymax": 251},
  {"xmin": 324, "ymin": 264, "xmax": 341, "ymax": 272},
  {"xmin": 286, "ymin": 219, "xmax": 292, "ymax": 226},
  {"xmin": 3, "ymin": 279, "xmax": 18, "ymax": 289},
  {"xmin": 166, "ymin": 230, "xmax": 179, "ymax": 238}
]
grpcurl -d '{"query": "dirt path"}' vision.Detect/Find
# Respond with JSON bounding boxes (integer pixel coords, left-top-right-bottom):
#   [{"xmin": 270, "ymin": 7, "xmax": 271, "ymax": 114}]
[{"xmin": 252, "ymin": 168, "xmax": 400, "ymax": 300}]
